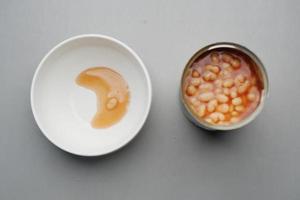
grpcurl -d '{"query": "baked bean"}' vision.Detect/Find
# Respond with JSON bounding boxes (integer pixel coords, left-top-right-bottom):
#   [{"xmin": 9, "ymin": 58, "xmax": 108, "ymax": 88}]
[
  {"xmin": 210, "ymin": 52, "xmax": 219, "ymax": 64},
  {"xmin": 199, "ymin": 83, "xmax": 214, "ymax": 91},
  {"xmin": 235, "ymin": 105, "xmax": 245, "ymax": 112},
  {"xmin": 231, "ymin": 111, "xmax": 239, "ymax": 117},
  {"xmin": 189, "ymin": 97, "xmax": 197, "ymax": 104},
  {"xmin": 186, "ymin": 85, "xmax": 197, "ymax": 96},
  {"xmin": 192, "ymin": 69, "xmax": 200, "ymax": 78},
  {"xmin": 215, "ymin": 88, "xmax": 222, "ymax": 94},
  {"xmin": 217, "ymin": 103, "xmax": 229, "ymax": 113},
  {"xmin": 247, "ymin": 93, "xmax": 256, "ymax": 101},
  {"xmin": 235, "ymin": 74, "xmax": 245, "ymax": 85},
  {"xmin": 222, "ymin": 53, "xmax": 233, "ymax": 63},
  {"xmin": 198, "ymin": 104, "xmax": 206, "ymax": 117},
  {"xmin": 214, "ymin": 79, "xmax": 223, "ymax": 88},
  {"xmin": 223, "ymin": 79, "xmax": 234, "ymax": 88},
  {"xmin": 205, "ymin": 117, "xmax": 213, "ymax": 124},
  {"xmin": 207, "ymin": 99, "xmax": 218, "ymax": 112},
  {"xmin": 231, "ymin": 58, "xmax": 241, "ymax": 69},
  {"xmin": 205, "ymin": 64, "xmax": 220, "ymax": 74},
  {"xmin": 191, "ymin": 78, "xmax": 201, "ymax": 87},
  {"xmin": 210, "ymin": 112, "xmax": 225, "ymax": 123},
  {"xmin": 198, "ymin": 92, "xmax": 215, "ymax": 102},
  {"xmin": 223, "ymin": 88, "xmax": 230, "ymax": 96},
  {"xmin": 203, "ymin": 71, "xmax": 217, "ymax": 81},
  {"xmin": 207, "ymin": 104, "xmax": 215, "ymax": 113},
  {"xmin": 238, "ymin": 80, "xmax": 250, "ymax": 94},
  {"xmin": 221, "ymin": 62, "xmax": 231, "ymax": 69},
  {"xmin": 191, "ymin": 97, "xmax": 201, "ymax": 108},
  {"xmin": 219, "ymin": 70, "xmax": 231, "ymax": 79},
  {"xmin": 248, "ymin": 86, "xmax": 259, "ymax": 101},
  {"xmin": 106, "ymin": 97, "xmax": 118, "ymax": 110},
  {"xmin": 230, "ymin": 87, "xmax": 238, "ymax": 98},
  {"xmin": 217, "ymin": 112, "xmax": 225, "ymax": 121},
  {"xmin": 232, "ymin": 97, "xmax": 242, "ymax": 106},
  {"xmin": 216, "ymin": 94, "xmax": 229, "ymax": 103}
]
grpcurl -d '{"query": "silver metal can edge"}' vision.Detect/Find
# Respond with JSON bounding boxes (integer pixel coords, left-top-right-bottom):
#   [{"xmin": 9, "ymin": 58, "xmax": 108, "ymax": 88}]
[{"xmin": 180, "ymin": 42, "xmax": 270, "ymax": 131}]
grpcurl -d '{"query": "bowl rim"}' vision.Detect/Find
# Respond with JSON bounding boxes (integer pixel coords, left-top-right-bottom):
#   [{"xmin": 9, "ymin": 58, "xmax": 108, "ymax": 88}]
[
  {"xmin": 30, "ymin": 34, "xmax": 152, "ymax": 156},
  {"xmin": 180, "ymin": 42, "xmax": 269, "ymax": 131}
]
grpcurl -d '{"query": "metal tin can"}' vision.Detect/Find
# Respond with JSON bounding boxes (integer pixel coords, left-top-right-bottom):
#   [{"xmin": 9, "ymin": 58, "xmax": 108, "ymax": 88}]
[{"xmin": 180, "ymin": 42, "xmax": 269, "ymax": 131}]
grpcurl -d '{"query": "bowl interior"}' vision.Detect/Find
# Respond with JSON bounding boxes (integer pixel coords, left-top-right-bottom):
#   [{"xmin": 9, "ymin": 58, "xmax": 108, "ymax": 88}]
[{"xmin": 31, "ymin": 35, "xmax": 151, "ymax": 156}]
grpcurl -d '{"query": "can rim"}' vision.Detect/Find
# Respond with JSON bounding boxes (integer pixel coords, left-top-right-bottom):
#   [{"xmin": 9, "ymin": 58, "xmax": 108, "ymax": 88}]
[{"xmin": 180, "ymin": 42, "xmax": 269, "ymax": 131}]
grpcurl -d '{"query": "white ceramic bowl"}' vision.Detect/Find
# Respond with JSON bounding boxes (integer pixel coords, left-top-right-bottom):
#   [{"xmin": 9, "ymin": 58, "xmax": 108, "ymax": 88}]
[{"xmin": 31, "ymin": 34, "xmax": 152, "ymax": 156}]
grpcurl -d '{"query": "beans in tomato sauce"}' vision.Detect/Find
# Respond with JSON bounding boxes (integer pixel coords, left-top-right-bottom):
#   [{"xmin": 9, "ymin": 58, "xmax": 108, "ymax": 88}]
[{"xmin": 183, "ymin": 51, "xmax": 262, "ymax": 125}]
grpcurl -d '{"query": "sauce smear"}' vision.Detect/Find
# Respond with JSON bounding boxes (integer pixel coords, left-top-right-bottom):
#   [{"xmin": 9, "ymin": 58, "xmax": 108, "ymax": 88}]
[{"xmin": 76, "ymin": 67, "xmax": 130, "ymax": 128}]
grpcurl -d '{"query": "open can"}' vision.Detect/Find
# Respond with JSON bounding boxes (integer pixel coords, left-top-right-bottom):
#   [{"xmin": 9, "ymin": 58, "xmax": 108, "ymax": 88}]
[{"xmin": 180, "ymin": 42, "xmax": 269, "ymax": 131}]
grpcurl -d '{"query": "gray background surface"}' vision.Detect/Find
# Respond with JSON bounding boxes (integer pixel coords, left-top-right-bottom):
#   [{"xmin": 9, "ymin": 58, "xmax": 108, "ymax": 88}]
[{"xmin": 1, "ymin": 0, "xmax": 300, "ymax": 199}]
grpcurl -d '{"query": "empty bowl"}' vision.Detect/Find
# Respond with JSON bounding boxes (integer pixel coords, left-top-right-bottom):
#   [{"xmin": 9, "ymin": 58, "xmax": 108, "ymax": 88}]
[{"xmin": 31, "ymin": 34, "xmax": 152, "ymax": 156}]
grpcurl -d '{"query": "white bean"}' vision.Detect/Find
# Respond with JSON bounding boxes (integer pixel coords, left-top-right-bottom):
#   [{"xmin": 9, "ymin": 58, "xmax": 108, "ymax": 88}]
[
  {"xmin": 198, "ymin": 92, "xmax": 215, "ymax": 102},
  {"xmin": 222, "ymin": 53, "xmax": 233, "ymax": 63},
  {"xmin": 238, "ymin": 80, "xmax": 250, "ymax": 94},
  {"xmin": 230, "ymin": 58, "xmax": 241, "ymax": 69},
  {"xmin": 207, "ymin": 99, "xmax": 218, "ymax": 112},
  {"xmin": 223, "ymin": 88, "xmax": 230, "ymax": 96},
  {"xmin": 106, "ymin": 98, "xmax": 118, "ymax": 110},
  {"xmin": 221, "ymin": 62, "xmax": 231, "ymax": 69},
  {"xmin": 186, "ymin": 85, "xmax": 197, "ymax": 96},
  {"xmin": 247, "ymin": 93, "xmax": 256, "ymax": 101},
  {"xmin": 205, "ymin": 118, "xmax": 213, "ymax": 124},
  {"xmin": 232, "ymin": 97, "xmax": 242, "ymax": 106},
  {"xmin": 223, "ymin": 79, "xmax": 234, "ymax": 88},
  {"xmin": 198, "ymin": 104, "xmax": 206, "ymax": 117},
  {"xmin": 193, "ymin": 101, "xmax": 201, "ymax": 107},
  {"xmin": 235, "ymin": 105, "xmax": 245, "ymax": 112},
  {"xmin": 191, "ymin": 78, "xmax": 201, "ymax": 87},
  {"xmin": 205, "ymin": 64, "xmax": 220, "ymax": 74},
  {"xmin": 210, "ymin": 52, "xmax": 219, "ymax": 64},
  {"xmin": 219, "ymin": 113, "xmax": 225, "ymax": 121},
  {"xmin": 230, "ymin": 87, "xmax": 238, "ymax": 98},
  {"xmin": 217, "ymin": 104, "xmax": 229, "ymax": 113},
  {"xmin": 203, "ymin": 71, "xmax": 217, "ymax": 81},
  {"xmin": 216, "ymin": 94, "xmax": 229, "ymax": 103},
  {"xmin": 231, "ymin": 111, "xmax": 239, "ymax": 117},
  {"xmin": 209, "ymin": 113, "xmax": 218, "ymax": 123},
  {"xmin": 210, "ymin": 112, "xmax": 225, "ymax": 123},
  {"xmin": 219, "ymin": 70, "xmax": 231, "ymax": 79},
  {"xmin": 199, "ymin": 83, "xmax": 213, "ymax": 91},
  {"xmin": 215, "ymin": 88, "xmax": 222, "ymax": 94},
  {"xmin": 192, "ymin": 69, "xmax": 200, "ymax": 78},
  {"xmin": 235, "ymin": 74, "xmax": 245, "ymax": 85},
  {"xmin": 189, "ymin": 97, "xmax": 197, "ymax": 104},
  {"xmin": 214, "ymin": 79, "xmax": 223, "ymax": 88}
]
